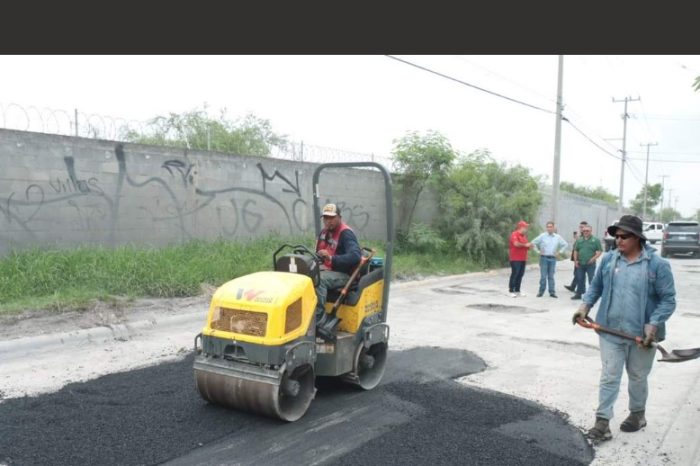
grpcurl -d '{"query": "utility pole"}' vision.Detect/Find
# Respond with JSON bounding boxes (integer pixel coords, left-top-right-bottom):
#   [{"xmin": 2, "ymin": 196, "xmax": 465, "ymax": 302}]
[
  {"xmin": 659, "ymin": 175, "xmax": 668, "ymax": 218},
  {"xmin": 667, "ymin": 189, "xmax": 673, "ymax": 209},
  {"xmin": 551, "ymin": 55, "xmax": 564, "ymax": 224},
  {"xmin": 640, "ymin": 142, "xmax": 658, "ymax": 220},
  {"xmin": 612, "ymin": 96, "xmax": 640, "ymax": 212}
]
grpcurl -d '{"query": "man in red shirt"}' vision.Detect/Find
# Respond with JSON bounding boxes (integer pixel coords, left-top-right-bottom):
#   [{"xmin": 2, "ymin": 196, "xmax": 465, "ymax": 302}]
[{"xmin": 509, "ymin": 220, "xmax": 532, "ymax": 297}]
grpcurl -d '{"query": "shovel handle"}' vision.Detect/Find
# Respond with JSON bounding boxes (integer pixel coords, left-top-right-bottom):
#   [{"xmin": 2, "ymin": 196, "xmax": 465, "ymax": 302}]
[
  {"xmin": 576, "ymin": 318, "xmax": 700, "ymax": 363},
  {"xmin": 330, "ymin": 248, "xmax": 375, "ymax": 312},
  {"xmin": 576, "ymin": 317, "xmax": 646, "ymax": 346}
]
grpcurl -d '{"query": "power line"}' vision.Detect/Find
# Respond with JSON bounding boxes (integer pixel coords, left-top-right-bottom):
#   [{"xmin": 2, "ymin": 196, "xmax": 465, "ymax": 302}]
[
  {"xmin": 625, "ymin": 159, "xmax": 645, "ymax": 186},
  {"xmin": 628, "ymin": 157, "xmax": 700, "ymax": 163},
  {"xmin": 385, "ymin": 55, "xmax": 555, "ymax": 115},
  {"xmin": 561, "ymin": 116, "xmax": 622, "ymax": 160},
  {"xmin": 450, "ymin": 56, "xmax": 557, "ymax": 106},
  {"xmin": 627, "ymin": 150, "xmax": 700, "ymax": 155},
  {"xmin": 643, "ymin": 114, "xmax": 700, "ymax": 121}
]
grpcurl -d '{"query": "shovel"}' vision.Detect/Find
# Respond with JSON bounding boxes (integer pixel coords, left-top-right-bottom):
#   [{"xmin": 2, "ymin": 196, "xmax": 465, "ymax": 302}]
[
  {"xmin": 316, "ymin": 248, "xmax": 375, "ymax": 342},
  {"xmin": 576, "ymin": 317, "xmax": 700, "ymax": 363}
]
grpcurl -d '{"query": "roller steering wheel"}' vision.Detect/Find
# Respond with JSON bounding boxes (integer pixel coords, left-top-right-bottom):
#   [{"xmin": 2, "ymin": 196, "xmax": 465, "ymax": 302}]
[{"xmin": 292, "ymin": 244, "xmax": 325, "ymax": 266}]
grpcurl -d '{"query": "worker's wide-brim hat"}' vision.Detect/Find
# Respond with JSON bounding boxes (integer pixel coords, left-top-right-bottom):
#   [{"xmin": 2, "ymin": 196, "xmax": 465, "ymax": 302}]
[{"xmin": 607, "ymin": 215, "xmax": 647, "ymax": 241}]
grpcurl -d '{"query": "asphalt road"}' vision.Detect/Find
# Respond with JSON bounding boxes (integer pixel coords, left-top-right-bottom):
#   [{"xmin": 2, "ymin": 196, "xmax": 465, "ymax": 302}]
[{"xmin": 0, "ymin": 347, "xmax": 592, "ymax": 466}]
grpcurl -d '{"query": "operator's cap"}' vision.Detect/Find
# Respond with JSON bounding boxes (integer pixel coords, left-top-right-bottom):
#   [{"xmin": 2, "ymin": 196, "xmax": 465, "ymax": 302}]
[
  {"xmin": 517, "ymin": 220, "xmax": 529, "ymax": 228},
  {"xmin": 321, "ymin": 203, "xmax": 340, "ymax": 217}
]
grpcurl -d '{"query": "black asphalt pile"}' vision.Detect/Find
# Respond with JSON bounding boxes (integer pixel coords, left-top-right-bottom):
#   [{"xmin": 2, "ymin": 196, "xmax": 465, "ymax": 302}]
[
  {"xmin": 0, "ymin": 354, "xmax": 276, "ymax": 466},
  {"xmin": 329, "ymin": 380, "xmax": 591, "ymax": 466},
  {"xmin": 0, "ymin": 348, "xmax": 593, "ymax": 466}
]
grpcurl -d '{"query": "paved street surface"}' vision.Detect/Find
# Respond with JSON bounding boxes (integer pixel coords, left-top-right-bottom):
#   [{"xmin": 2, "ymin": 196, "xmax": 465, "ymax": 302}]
[{"xmin": 0, "ymin": 246, "xmax": 698, "ymax": 465}]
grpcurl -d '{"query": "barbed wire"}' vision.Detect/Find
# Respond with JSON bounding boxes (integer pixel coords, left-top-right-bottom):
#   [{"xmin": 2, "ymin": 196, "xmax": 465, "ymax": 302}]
[{"xmin": 0, "ymin": 102, "xmax": 393, "ymax": 168}]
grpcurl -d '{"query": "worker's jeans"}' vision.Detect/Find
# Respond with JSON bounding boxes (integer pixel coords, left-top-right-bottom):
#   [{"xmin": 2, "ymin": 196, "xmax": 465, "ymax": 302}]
[
  {"xmin": 574, "ymin": 262, "xmax": 596, "ymax": 295},
  {"xmin": 538, "ymin": 256, "xmax": 557, "ymax": 294},
  {"xmin": 508, "ymin": 260, "xmax": 526, "ymax": 293},
  {"xmin": 315, "ymin": 270, "xmax": 350, "ymax": 321},
  {"xmin": 596, "ymin": 336, "xmax": 656, "ymax": 420}
]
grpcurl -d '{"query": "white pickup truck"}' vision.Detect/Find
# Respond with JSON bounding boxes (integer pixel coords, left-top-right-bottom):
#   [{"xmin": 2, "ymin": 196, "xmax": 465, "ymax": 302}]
[{"xmin": 643, "ymin": 221, "xmax": 664, "ymax": 244}]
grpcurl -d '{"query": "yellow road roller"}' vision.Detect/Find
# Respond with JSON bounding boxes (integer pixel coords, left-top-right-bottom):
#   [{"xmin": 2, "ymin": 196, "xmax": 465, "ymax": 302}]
[{"xmin": 193, "ymin": 162, "xmax": 394, "ymax": 421}]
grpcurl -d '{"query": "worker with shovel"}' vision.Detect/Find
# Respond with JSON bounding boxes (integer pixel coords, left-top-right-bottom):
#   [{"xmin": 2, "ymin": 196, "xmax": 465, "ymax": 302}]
[{"xmin": 571, "ymin": 215, "xmax": 677, "ymax": 443}]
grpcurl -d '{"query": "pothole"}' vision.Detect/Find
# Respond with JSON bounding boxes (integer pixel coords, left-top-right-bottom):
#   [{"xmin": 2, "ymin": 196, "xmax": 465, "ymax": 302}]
[
  {"xmin": 466, "ymin": 303, "xmax": 547, "ymax": 314},
  {"xmin": 432, "ymin": 285, "xmax": 500, "ymax": 295},
  {"xmin": 432, "ymin": 288, "xmax": 471, "ymax": 295}
]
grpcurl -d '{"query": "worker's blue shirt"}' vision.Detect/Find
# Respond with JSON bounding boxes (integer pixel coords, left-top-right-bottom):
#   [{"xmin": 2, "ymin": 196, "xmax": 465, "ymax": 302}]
[
  {"xmin": 532, "ymin": 232, "xmax": 568, "ymax": 256},
  {"xmin": 605, "ymin": 251, "xmax": 647, "ymax": 342},
  {"xmin": 583, "ymin": 244, "xmax": 676, "ymax": 342}
]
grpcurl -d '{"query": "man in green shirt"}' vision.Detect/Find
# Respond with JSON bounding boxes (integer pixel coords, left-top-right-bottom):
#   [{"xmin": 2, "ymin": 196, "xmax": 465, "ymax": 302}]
[{"xmin": 572, "ymin": 225, "xmax": 602, "ymax": 300}]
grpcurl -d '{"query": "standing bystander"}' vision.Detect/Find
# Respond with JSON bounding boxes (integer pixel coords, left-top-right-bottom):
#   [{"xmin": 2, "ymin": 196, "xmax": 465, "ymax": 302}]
[
  {"xmin": 565, "ymin": 221, "xmax": 588, "ymax": 292},
  {"xmin": 508, "ymin": 220, "xmax": 532, "ymax": 298},
  {"xmin": 531, "ymin": 221, "xmax": 568, "ymax": 298},
  {"xmin": 571, "ymin": 224, "xmax": 603, "ymax": 300}
]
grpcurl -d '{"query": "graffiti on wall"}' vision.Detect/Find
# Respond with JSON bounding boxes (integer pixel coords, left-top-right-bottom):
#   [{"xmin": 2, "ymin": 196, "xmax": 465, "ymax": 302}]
[{"xmin": 0, "ymin": 143, "xmax": 372, "ymax": 249}]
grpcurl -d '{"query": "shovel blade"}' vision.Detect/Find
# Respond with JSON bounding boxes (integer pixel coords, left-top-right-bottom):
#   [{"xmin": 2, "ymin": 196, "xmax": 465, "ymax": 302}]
[{"xmin": 657, "ymin": 347, "xmax": 700, "ymax": 363}]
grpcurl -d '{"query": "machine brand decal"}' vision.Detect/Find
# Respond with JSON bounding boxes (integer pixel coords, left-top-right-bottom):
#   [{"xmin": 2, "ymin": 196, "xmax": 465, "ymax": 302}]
[
  {"xmin": 364, "ymin": 301, "xmax": 380, "ymax": 314},
  {"xmin": 235, "ymin": 288, "xmax": 275, "ymax": 303},
  {"xmin": 243, "ymin": 289, "xmax": 264, "ymax": 301}
]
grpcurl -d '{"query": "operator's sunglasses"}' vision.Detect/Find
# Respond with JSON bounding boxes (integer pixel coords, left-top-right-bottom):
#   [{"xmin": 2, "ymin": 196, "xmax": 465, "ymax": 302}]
[{"xmin": 615, "ymin": 233, "xmax": 633, "ymax": 240}]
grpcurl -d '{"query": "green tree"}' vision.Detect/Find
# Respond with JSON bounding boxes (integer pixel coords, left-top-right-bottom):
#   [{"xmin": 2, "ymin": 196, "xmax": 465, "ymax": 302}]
[
  {"xmin": 629, "ymin": 183, "xmax": 663, "ymax": 218},
  {"xmin": 659, "ymin": 207, "xmax": 682, "ymax": 223},
  {"xmin": 559, "ymin": 181, "xmax": 617, "ymax": 204},
  {"xmin": 439, "ymin": 150, "xmax": 542, "ymax": 265},
  {"xmin": 392, "ymin": 130, "xmax": 457, "ymax": 235},
  {"xmin": 123, "ymin": 107, "xmax": 287, "ymax": 156},
  {"xmin": 694, "ymin": 76, "xmax": 700, "ymax": 92}
]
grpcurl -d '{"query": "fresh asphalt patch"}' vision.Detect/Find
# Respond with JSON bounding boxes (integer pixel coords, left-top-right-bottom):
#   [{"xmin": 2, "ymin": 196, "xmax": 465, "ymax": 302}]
[{"xmin": 0, "ymin": 347, "xmax": 593, "ymax": 466}]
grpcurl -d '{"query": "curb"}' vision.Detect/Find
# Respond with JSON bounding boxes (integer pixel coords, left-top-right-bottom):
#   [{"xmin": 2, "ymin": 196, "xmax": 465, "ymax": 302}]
[{"xmin": 0, "ymin": 311, "xmax": 202, "ymax": 362}]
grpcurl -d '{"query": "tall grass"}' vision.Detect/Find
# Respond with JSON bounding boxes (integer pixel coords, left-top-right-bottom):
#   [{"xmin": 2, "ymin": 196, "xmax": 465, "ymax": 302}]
[{"xmin": 0, "ymin": 237, "xmax": 493, "ymax": 315}]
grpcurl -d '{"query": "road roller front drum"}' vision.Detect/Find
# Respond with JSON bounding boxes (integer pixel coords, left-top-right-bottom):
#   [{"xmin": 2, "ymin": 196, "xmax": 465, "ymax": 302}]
[{"xmin": 194, "ymin": 359, "xmax": 316, "ymax": 422}]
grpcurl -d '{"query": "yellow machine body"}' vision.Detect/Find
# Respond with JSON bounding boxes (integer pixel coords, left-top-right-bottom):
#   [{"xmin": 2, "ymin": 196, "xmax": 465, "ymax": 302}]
[
  {"xmin": 329, "ymin": 278, "xmax": 384, "ymax": 333},
  {"xmin": 201, "ymin": 271, "xmax": 317, "ymax": 345}
]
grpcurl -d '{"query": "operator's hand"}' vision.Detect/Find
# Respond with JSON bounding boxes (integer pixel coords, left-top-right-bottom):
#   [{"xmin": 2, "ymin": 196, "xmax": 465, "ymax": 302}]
[
  {"xmin": 571, "ymin": 304, "xmax": 589, "ymax": 325},
  {"xmin": 317, "ymin": 249, "xmax": 331, "ymax": 261},
  {"xmin": 642, "ymin": 324, "xmax": 657, "ymax": 348}
]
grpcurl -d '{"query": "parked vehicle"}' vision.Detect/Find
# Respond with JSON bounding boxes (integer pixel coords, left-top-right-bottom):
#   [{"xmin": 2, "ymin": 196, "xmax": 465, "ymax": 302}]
[
  {"xmin": 661, "ymin": 221, "xmax": 700, "ymax": 258},
  {"xmin": 643, "ymin": 221, "xmax": 664, "ymax": 244}
]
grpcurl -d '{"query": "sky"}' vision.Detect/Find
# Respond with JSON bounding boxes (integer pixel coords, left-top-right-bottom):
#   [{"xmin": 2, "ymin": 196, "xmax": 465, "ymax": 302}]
[{"xmin": 1, "ymin": 55, "xmax": 700, "ymax": 218}]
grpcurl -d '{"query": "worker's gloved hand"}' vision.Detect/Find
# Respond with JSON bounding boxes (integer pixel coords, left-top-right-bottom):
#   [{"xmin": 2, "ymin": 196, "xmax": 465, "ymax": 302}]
[
  {"xmin": 571, "ymin": 305, "xmax": 589, "ymax": 325},
  {"xmin": 642, "ymin": 324, "xmax": 657, "ymax": 348}
]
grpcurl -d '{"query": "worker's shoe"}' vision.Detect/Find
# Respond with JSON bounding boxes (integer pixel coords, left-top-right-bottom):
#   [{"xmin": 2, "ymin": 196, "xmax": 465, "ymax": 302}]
[
  {"xmin": 564, "ymin": 284, "xmax": 575, "ymax": 292},
  {"xmin": 620, "ymin": 410, "xmax": 647, "ymax": 433},
  {"xmin": 536, "ymin": 292, "xmax": 543, "ymax": 297},
  {"xmin": 571, "ymin": 294, "xmax": 582, "ymax": 300},
  {"xmin": 586, "ymin": 417, "xmax": 612, "ymax": 443}
]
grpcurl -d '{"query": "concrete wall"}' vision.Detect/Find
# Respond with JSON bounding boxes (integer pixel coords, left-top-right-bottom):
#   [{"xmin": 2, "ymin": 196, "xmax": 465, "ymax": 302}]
[
  {"xmin": 537, "ymin": 189, "xmax": 622, "ymax": 245},
  {"xmin": 0, "ymin": 129, "xmax": 389, "ymax": 255},
  {"xmin": 0, "ymin": 128, "xmax": 620, "ymax": 256}
]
